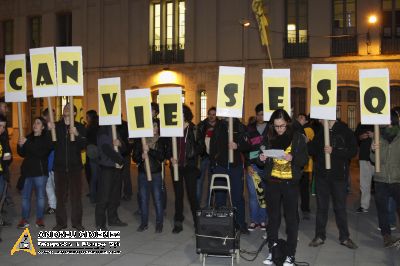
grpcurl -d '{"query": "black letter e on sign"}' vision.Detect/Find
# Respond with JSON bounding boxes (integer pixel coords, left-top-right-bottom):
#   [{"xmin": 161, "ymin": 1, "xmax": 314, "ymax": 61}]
[{"xmin": 164, "ymin": 103, "xmax": 178, "ymax": 126}]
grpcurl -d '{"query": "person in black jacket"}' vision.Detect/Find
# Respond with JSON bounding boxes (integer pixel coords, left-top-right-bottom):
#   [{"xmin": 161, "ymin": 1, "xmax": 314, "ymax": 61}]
[
  {"xmin": 95, "ymin": 125, "xmax": 127, "ymax": 230},
  {"xmin": 308, "ymin": 119, "xmax": 358, "ymax": 249},
  {"xmin": 48, "ymin": 104, "xmax": 87, "ymax": 231},
  {"xmin": 209, "ymin": 117, "xmax": 249, "ymax": 233},
  {"xmin": 16, "ymin": 117, "xmax": 53, "ymax": 228},
  {"xmin": 196, "ymin": 107, "xmax": 218, "ymax": 205},
  {"xmin": 118, "ymin": 118, "xmax": 133, "ymax": 201},
  {"xmin": 132, "ymin": 119, "xmax": 170, "ymax": 233},
  {"xmin": 170, "ymin": 105, "xmax": 199, "ymax": 234},
  {"xmin": 259, "ymin": 109, "xmax": 308, "ymax": 266},
  {"xmin": 0, "ymin": 114, "xmax": 12, "ymax": 230}
]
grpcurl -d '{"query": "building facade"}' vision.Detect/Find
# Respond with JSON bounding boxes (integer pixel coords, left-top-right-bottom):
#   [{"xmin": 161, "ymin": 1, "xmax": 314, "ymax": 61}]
[{"xmin": 1, "ymin": 0, "xmax": 400, "ymax": 146}]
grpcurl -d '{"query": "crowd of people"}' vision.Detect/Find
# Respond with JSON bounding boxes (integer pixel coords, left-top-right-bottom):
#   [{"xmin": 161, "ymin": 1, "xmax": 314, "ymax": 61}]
[{"xmin": 0, "ymin": 101, "xmax": 399, "ymax": 266}]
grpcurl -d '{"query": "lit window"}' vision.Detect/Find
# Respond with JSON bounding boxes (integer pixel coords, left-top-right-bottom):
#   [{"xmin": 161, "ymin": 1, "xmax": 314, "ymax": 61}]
[
  {"xmin": 166, "ymin": 2, "xmax": 173, "ymax": 50},
  {"xmin": 285, "ymin": 0, "xmax": 308, "ymax": 43},
  {"xmin": 200, "ymin": 91, "xmax": 207, "ymax": 121},
  {"xmin": 154, "ymin": 3, "xmax": 161, "ymax": 50},
  {"xmin": 179, "ymin": 1, "xmax": 185, "ymax": 49}
]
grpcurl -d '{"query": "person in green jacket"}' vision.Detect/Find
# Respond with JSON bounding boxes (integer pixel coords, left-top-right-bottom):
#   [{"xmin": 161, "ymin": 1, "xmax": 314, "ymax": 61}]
[{"xmin": 370, "ymin": 109, "xmax": 400, "ymax": 248}]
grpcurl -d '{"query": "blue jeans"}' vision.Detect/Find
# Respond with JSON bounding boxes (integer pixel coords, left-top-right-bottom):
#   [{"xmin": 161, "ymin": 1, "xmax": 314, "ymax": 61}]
[
  {"xmin": 21, "ymin": 176, "xmax": 47, "ymax": 220},
  {"xmin": 213, "ymin": 164, "xmax": 246, "ymax": 228},
  {"xmin": 197, "ymin": 157, "xmax": 211, "ymax": 205},
  {"xmin": 388, "ymin": 196, "xmax": 397, "ymax": 226},
  {"xmin": 246, "ymin": 164, "xmax": 267, "ymax": 224},
  {"xmin": 138, "ymin": 172, "xmax": 163, "ymax": 226}
]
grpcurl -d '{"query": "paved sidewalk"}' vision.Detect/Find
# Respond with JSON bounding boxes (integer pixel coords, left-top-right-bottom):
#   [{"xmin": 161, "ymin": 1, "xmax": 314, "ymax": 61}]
[{"xmin": 0, "ymin": 159, "xmax": 399, "ymax": 265}]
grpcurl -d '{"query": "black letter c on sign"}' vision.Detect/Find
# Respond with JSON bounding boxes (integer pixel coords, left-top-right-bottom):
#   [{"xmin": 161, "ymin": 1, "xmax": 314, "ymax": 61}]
[
  {"xmin": 224, "ymin": 83, "xmax": 238, "ymax": 107},
  {"xmin": 9, "ymin": 68, "xmax": 23, "ymax": 91},
  {"xmin": 364, "ymin": 86, "xmax": 386, "ymax": 114}
]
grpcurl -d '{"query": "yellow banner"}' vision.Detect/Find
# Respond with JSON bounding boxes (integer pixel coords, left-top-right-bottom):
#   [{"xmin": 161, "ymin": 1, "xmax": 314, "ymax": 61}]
[
  {"xmin": 263, "ymin": 77, "xmax": 290, "ymax": 113},
  {"xmin": 159, "ymin": 94, "xmax": 183, "ymax": 129},
  {"xmin": 311, "ymin": 69, "xmax": 337, "ymax": 108},
  {"xmin": 56, "ymin": 51, "xmax": 83, "ymax": 86},
  {"xmin": 217, "ymin": 72, "xmax": 245, "ymax": 117},
  {"xmin": 99, "ymin": 85, "xmax": 121, "ymax": 118},
  {"xmin": 127, "ymin": 97, "xmax": 152, "ymax": 131},
  {"xmin": 360, "ymin": 77, "xmax": 390, "ymax": 117},
  {"xmin": 31, "ymin": 53, "xmax": 57, "ymax": 89},
  {"xmin": 6, "ymin": 59, "xmax": 26, "ymax": 93}
]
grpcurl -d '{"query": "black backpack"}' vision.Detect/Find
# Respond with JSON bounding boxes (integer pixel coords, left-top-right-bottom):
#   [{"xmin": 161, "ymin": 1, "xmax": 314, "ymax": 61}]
[{"xmin": 271, "ymin": 239, "xmax": 288, "ymax": 266}]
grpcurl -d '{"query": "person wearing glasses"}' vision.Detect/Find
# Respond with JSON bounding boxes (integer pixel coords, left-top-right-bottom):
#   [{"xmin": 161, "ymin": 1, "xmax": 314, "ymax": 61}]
[{"xmin": 259, "ymin": 109, "xmax": 308, "ymax": 266}]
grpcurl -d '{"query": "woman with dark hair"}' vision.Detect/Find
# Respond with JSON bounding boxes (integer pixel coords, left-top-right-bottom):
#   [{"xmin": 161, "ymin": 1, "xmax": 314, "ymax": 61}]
[
  {"xmin": 170, "ymin": 104, "xmax": 199, "ymax": 233},
  {"xmin": 259, "ymin": 109, "xmax": 308, "ymax": 266},
  {"xmin": 133, "ymin": 119, "xmax": 170, "ymax": 233},
  {"xmin": 370, "ymin": 109, "xmax": 400, "ymax": 247},
  {"xmin": 86, "ymin": 110, "xmax": 99, "ymax": 203},
  {"xmin": 17, "ymin": 117, "xmax": 53, "ymax": 228}
]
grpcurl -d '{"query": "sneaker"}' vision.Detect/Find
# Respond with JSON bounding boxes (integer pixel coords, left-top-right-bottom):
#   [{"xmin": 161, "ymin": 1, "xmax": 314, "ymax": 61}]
[
  {"xmin": 356, "ymin": 207, "xmax": 368, "ymax": 213},
  {"xmin": 262, "ymin": 253, "xmax": 273, "ymax": 265},
  {"xmin": 137, "ymin": 224, "xmax": 148, "ymax": 232},
  {"xmin": 377, "ymin": 225, "xmax": 397, "ymax": 231},
  {"xmin": 340, "ymin": 238, "xmax": 358, "ymax": 249},
  {"xmin": 309, "ymin": 237, "xmax": 324, "ymax": 247},
  {"xmin": 53, "ymin": 224, "xmax": 67, "ymax": 231},
  {"xmin": 36, "ymin": 219, "xmax": 45, "ymax": 228},
  {"xmin": 155, "ymin": 223, "xmax": 163, "ymax": 233},
  {"xmin": 248, "ymin": 223, "xmax": 258, "ymax": 231},
  {"xmin": 17, "ymin": 219, "xmax": 29, "ymax": 229},
  {"xmin": 46, "ymin": 207, "xmax": 56, "ymax": 215},
  {"xmin": 283, "ymin": 256, "xmax": 295, "ymax": 266},
  {"xmin": 260, "ymin": 223, "xmax": 267, "ymax": 231}
]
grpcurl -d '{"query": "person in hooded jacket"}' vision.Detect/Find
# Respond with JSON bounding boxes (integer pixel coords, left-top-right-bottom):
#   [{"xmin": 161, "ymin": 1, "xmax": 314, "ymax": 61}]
[
  {"xmin": 133, "ymin": 119, "xmax": 170, "ymax": 233},
  {"xmin": 308, "ymin": 119, "xmax": 358, "ymax": 249},
  {"xmin": 370, "ymin": 109, "xmax": 400, "ymax": 247},
  {"xmin": 16, "ymin": 117, "xmax": 53, "ymax": 228},
  {"xmin": 259, "ymin": 109, "xmax": 308, "ymax": 266}
]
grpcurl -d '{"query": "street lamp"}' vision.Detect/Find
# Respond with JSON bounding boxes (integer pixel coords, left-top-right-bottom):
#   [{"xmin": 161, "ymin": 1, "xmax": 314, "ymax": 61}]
[
  {"xmin": 239, "ymin": 19, "xmax": 251, "ymax": 66},
  {"xmin": 367, "ymin": 14, "xmax": 377, "ymax": 54}
]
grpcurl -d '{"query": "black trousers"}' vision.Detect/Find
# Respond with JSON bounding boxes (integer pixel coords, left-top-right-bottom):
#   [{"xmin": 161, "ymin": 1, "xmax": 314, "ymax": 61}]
[
  {"xmin": 374, "ymin": 181, "xmax": 400, "ymax": 236},
  {"xmin": 95, "ymin": 166, "xmax": 123, "ymax": 227},
  {"xmin": 300, "ymin": 172, "xmax": 311, "ymax": 212},
  {"xmin": 55, "ymin": 170, "xmax": 83, "ymax": 227},
  {"xmin": 315, "ymin": 177, "xmax": 350, "ymax": 242},
  {"xmin": 121, "ymin": 156, "xmax": 132, "ymax": 197},
  {"xmin": 265, "ymin": 179, "xmax": 299, "ymax": 257},
  {"xmin": 172, "ymin": 166, "xmax": 199, "ymax": 224}
]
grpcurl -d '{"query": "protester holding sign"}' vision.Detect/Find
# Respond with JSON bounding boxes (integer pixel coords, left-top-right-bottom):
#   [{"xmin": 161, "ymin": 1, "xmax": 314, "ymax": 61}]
[
  {"xmin": 133, "ymin": 119, "xmax": 170, "ymax": 233},
  {"xmin": 48, "ymin": 104, "xmax": 87, "ymax": 231},
  {"xmin": 259, "ymin": 109, "xmax": 308, "ymax": 266},
  {"xmin": 209, "ymin": 117, "xmax": 248, "ymax": 233},
  {"xmin": 370, "ymin": 109, "xmax": 400, "ymax": 247},
  {"xmin": 308, "ymin": 119, "xmax": 358, "ymax": 249},
  {"xmin": 170, "ymin": 105, "xmax": 199, "ymax": 234},
  {"xmin": 16, "ymin": 117, "xmax": 53, "ymax": 229},
  {"xmin": 95, "ymin": 125, "xmax": 127, "ymax": 230},
  {"xmin": 243, "ymin": 103, "xmax": 267, "ymax": 231}
]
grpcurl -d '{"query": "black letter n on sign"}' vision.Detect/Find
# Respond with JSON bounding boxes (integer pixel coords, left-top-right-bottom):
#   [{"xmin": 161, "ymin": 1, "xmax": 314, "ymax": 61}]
[
  {"xmin": 61, "ymin": 61, "xmax": 79, "ymax": 83},
  {"xmin": 134, "ymin": 106, "xmax": 144, "ymax": 128},
  {"xmin": 164, "ymin": 103, "xmax": 178, "ymax": 126},
  {"xmin": 101, "ymin": 93, "xmax": 117, "ymax": 114}
]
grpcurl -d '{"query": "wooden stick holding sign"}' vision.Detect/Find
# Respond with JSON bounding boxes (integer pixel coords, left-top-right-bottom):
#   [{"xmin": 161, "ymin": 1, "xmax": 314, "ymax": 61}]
[
  {"xmin": 5, "ymin": 54, "xmax": 27, "ymax": 137},
  {"xmin": 47, "ymin": 97, "xmax": 57, "ymax": 141},
  {"xmin": 228, "ymin": 117, "xmax": 233, "ymax": 163},
  {"xmin": 359, "ymin": 69, "xmax": 390, "ymax": 173},
  {"xmin": 125, "ymin": 88, "xmax": 154, "ymax": 181},
  {"xmin": 141, "ymin": 138, "xmax": 152, "ymax": 181},
  {"xmin": 310, "ymin": 64, "xmax": 337, "ymax": 170},
  {"xmin": 172, "ymin": 137, "xmax": 179, "ymax": 181},
  {"xmin": 17, "ymin": 103, "xmax": 24, "ymax": 137},
  {"xmin": 112, "ymin": 125, "xmax": 118, "ymax": 152},
  {"xmin": 69, "ymin": 96, "xmax": 75, "ymax": 141},
  {"xmin": 374, "ymin": 125, "xmax": 380, "ymax": 173},
  {"xmin": 323, "ymin": 120, "xmax": 331, "ymax": 169},
  {"xmin": 158, "ymin": 87, "xmax": 184, "ymax": 181},
  {"xmin": 216, "ymin": 66, "xmax": 245, "ymax": 164}
]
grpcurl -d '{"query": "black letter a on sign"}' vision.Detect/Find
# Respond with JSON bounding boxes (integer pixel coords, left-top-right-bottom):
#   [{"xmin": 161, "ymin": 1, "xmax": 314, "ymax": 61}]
[
  {"xmin": 102, "ymin": 93, "xmax": 117, "ymax": 114},
  {"xmin": 61, "ymin": 61, "xmax": 79, "ymax": 83},
  {"xmin": 36, "ymin": 63, "xmax": 53, "ymax": 86}
]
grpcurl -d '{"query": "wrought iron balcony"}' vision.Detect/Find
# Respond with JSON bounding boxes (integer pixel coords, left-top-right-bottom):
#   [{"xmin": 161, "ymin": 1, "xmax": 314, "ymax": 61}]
[
  {"xmin": 150, "ymin": 44, "xmax": 184, "ymax": 64},
  {"xmin": 331, "ymin": 35, "xmax": 358, "ymax": 56},
  {"xmin": 284, "ymin": 37, "xmax": 309, "ymax": 58},
  {"xmin": 381, "ymin": 37, "xmax": 400, "ymax": 54}
]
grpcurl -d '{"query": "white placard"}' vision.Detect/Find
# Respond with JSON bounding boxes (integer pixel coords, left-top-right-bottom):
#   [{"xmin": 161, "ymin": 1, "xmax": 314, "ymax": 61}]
[
  {"xmin": 30, "ymin": 47, "xmax": 58, "ymax": 97},
  {"xmin": 263, "ymin": 69, "xmax": 291, "ymax": 121},
  {"xmin": 159, "ymin": 87, "xmax": 184, "ymax": 137},
  {"xmin": 98, "ymin": 78, "xmax": 121, "ymax": 126},
  {"xmin": 125, "ymin": 88, "xmax": 154, "ymax": 138},
  {"xmin": 56, "ymin": 46, "xmax": 84, "ymax": 96},
  {"xmin": 5, "ymin": 54, "xmax": 27, "ymax": 102}
]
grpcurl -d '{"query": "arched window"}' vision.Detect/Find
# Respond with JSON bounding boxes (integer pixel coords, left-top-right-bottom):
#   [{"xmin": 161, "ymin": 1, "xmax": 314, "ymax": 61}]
[{"xmin": 200, "ymin": 90, "xmax": 207, "ymax": 121}]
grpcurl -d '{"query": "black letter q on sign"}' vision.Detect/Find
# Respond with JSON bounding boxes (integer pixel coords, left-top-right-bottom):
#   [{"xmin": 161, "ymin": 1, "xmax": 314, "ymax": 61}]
[
  {"xmin": 364, "ymin": 86, "xmax": 386, "ymax": 114},
  {"xmin": 224, "ymin": 83, "xmax": 238, "ymax": 107}
]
